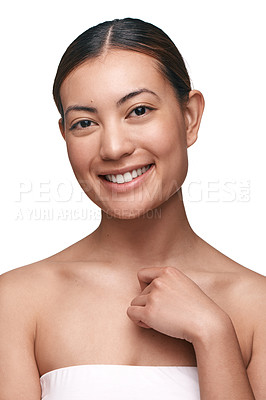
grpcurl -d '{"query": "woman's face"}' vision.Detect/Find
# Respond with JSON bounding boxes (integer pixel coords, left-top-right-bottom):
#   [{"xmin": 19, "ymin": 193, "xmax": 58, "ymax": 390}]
[{"xmin": 59, "ymin": 50, "xmax": 190, "ymax": 219}]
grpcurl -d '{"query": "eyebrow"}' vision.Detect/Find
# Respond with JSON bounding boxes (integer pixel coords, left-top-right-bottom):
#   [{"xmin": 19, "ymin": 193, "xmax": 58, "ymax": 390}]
[
  {"xmin": 116, "ymin": 88, "xmax": 160, "ymax": 106},
  {"xmin": 65, "ymin": 105, "xmax": 97, "ymax": 118},
  {"xmin": 64, "ymin": 88, "xmax": 160, "ymax": 118}
]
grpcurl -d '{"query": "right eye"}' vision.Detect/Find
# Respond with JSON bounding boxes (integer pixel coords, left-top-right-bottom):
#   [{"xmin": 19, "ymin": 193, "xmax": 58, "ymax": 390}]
[{"xmin": 70, "ymin": 120, "xmax": 96, "ymax": 131}]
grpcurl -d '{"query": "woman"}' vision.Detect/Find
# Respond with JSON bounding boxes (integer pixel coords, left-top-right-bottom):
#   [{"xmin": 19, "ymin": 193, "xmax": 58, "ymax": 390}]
[{"xmin": 0, "ymin": 18, "xmax": 264, "ymax": 400}]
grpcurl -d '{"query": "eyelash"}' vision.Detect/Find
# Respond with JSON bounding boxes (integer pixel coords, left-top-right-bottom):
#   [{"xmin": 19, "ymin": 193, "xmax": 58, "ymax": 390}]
[
  {"xmin": 69, "ymin": 105, "xmax": 155, "ymax": 131},
  {"xmin": 128, "ymin": 105, "xmax": 155, "ymax": 118},
  {"xmin": 69, "ymin": 120, "xmax": 96, "ymax": 131}
]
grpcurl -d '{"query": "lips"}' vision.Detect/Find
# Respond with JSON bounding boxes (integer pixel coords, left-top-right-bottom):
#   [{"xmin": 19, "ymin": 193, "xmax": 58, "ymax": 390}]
[
  {"xmin": 98, "ymin": 163, "xmax": 155, "ymax": 192},
  {"xmin": 99, "ymin": 163, "xmax": 152, "ymax": 176},
  {"xmin": 104, "ymin": 164, "xmax": 152, "ymax": 184}
]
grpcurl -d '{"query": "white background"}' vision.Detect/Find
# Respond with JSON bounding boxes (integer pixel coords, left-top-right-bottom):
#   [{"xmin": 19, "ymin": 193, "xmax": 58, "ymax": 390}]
[{"xmin": 1, "ymin": 0, "xmax": 265, "ymax": 275}]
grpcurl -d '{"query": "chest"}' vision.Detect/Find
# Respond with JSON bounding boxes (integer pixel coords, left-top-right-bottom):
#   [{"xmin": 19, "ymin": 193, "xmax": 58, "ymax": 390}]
[
  {"xmin": 35, "ymin": 282, "xmax": 198, "ymax": 377},
  {"xmin": 35, "ymin": 272, "xmax": 252, "ymax": 377}
]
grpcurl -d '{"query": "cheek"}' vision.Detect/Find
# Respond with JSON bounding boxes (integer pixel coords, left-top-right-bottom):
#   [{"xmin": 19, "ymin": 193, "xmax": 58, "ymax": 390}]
[
  {"xmin": 146, "ymin": 115, "xmax": 187, "ymax": 161},
  {"xmin": 147, "ymin": 116, "xmax": 188, "ymax": 188},
  {"xmin": 66, "ymin": 138, "xmax": 96, "ymax": 176}
]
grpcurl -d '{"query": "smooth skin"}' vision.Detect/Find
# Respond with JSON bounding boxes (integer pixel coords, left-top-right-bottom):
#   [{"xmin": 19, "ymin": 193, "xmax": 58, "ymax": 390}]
[{"xmin": 0, "ymin": 50, "xmax": 265, "ymax": 400}]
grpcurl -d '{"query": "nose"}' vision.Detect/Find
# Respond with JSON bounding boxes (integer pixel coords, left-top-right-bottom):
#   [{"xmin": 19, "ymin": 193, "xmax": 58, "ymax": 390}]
[{"xmin": 99, "ymin": 122, "xmax": 135, "ymax": 161}]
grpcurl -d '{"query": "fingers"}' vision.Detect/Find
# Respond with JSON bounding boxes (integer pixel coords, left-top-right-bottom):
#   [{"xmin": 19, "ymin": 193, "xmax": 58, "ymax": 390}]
[
  {"xmin": 137, "ymin": 267, "xmax": 164, "ymax": 291},
  {"xmin": 130, "ymin": 294, "xmax": 147, "ymax": 306},
  {"xmin": 128, "ymin": 295, "xmax": 151, "ymax": 329},
  {"xmin": 126, "ymin": 305, "xmax": 151, "ymax": 329}
]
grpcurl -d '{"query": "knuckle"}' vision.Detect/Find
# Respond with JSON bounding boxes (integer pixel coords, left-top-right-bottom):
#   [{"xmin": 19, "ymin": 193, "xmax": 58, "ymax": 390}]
[
  {"xmin": 148, "ymin": 289, "xmax": 162, "ymax": 309},
  {"xmin": 152, "ymin": 277, "xmax": 164, "ymax": 289},
  {"xmin": 137, "ymin": 267, "xmax": 147, "ymax": 277},
  {"xmin": 164, "ymin": 266, "xmax": 178, "ymax": 276}
]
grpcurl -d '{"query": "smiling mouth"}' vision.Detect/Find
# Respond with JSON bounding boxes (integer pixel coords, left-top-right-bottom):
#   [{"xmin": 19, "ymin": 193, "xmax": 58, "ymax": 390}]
[{"xmin": 100, "ymin": 164, "xmax": 154, "ymax": 184}]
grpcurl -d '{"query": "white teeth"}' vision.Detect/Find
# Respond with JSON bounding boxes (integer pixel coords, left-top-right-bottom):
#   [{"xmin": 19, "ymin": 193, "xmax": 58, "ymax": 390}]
[
  {"xmin": 111, "ymin": 174, "xmax": 117, "ymax": 183},
  {"xmin": 124, "ymin": 172, "xmax": 133, "ymax": 182},
  {"xmin": 132, "ymin": 170, "xmax": 138, "ymax": 178},
  {"xmin": 104, "ymin": 164, "xmax": 152, "ymax": 184},
  {"xmin": 116, "ymin": 174, "xmax": 124, "ymax": 184}
]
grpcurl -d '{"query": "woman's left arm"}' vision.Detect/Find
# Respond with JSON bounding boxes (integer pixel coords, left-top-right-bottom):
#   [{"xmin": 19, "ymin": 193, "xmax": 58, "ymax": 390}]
[
  {"xmin": 245, "ymin": 286, "xmax": 266, "ymax": 400},
  {"xmin": 127, "ymin": 266, "xmax": 264, "ymax": 399},
  {"xmin": 192, "ymin": 314, "xmax": 256, "ymax": 399}
]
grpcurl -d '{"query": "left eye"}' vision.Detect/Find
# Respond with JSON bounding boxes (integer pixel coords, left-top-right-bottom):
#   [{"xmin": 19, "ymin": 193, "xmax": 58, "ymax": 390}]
[
  {"xmin": 69, "ymin": 119, "xmax": 95, "ymax": 131},
  {"xmin": 129, "ymin": 106, "xmax": 153, "ymax": 117}
]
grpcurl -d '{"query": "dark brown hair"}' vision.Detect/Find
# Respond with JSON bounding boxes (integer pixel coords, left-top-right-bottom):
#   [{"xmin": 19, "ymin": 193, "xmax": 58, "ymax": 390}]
[{"xmin": 53, "ymin": 18, "xmax": 191, "ymax": 121}]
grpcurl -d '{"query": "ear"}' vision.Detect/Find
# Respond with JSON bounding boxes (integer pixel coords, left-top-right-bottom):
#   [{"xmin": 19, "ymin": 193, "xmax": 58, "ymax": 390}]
[
  {"xmin": 183, "ymin": 90, "xmax": 205, "ymax": 148},
  {"xmin": 59, "ymin": 118, "xmax": 66, "ymax": 141}
]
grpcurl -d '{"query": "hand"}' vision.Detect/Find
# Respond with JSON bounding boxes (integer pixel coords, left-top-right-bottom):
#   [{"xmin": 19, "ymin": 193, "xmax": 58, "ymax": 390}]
[{"xmin": 127, "ymin": 266, "xmax": 227, "ymax": 343}]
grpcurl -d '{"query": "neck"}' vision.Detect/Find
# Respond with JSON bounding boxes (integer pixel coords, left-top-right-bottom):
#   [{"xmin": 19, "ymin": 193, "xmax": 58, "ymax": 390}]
[{"xmin": 93, "ymin": 189, "xmax": 199, "ymax": 270}]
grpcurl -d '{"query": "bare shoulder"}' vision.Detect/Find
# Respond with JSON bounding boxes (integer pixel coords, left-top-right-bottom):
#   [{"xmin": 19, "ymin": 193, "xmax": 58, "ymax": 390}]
[
  {"xmin": 1, "ymin": 230, "xmax": 100, "ymax": 303},
  {"xmin": 0, "ymin": 233, "xmax": 92, "ymax": 287},
  {"xmin": 195, "ymin": 236, "xmax": 265, "ymax": 303},
  {"xmin": 0, "ymin": 234, "xmax": 96, "ymax": 306},
  {"xmin": 1, "ymin": 259, "xmax": 55, "ymax": 292},
  {"xmin": 203, "ymin": 253, "xmax": 266, "ymax": 399},
  {"xmin": 231, "ymin": 261, "xmax": 266, "ymax": 321},
  {"xmin": 217, "ymin": 255, "xmax": 266, "ymax": 307},
  {"xmin": 0, "ymin": 253, "xmax": 79, "ymax": 398},
  {"xmin": 221, "ymin": 258, "xmax": 266, "ymax": 397},
  {"xmin": 193, "ymin": 237, "xmax": 265, "ymax": 339},
  {"xmin": 1, "ymin": 262, "xmax": 42, "ymax": 301},
  {"xmin": 0, "ymin": 256, "xmax": 69, "ymax": 313},
  {"xmin": 209, "ymin": 245, "xmax": 265, "ymax": 302},
  {"xmin": 204, "ymin": 246, "xmax": 266, "ymax": 334},
  {"xmin": 193, "ymin": 241, "xmax": 266, "ymax": 368}
]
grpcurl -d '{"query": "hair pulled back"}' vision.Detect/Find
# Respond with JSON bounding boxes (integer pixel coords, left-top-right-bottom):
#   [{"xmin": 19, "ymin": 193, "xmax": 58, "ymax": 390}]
[{"xmin": 53, "ymin": 18, "xmax": 191, "ymax": 120}]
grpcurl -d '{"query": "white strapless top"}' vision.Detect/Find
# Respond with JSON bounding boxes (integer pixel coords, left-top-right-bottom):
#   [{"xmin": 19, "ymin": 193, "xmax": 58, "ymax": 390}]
[{"xmin": 40, "ymin": 364, "xmax": 200, "ymax": 400}]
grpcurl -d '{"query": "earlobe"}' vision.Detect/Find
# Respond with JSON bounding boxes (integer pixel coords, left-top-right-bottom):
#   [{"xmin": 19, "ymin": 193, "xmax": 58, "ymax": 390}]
[
  {"xmin": 59, "ymin": 118, "xmax": 66, "ymax": 141},
  {"xmin": 184, "ymin": 90, "xmax": 205, "ymax": 148}
]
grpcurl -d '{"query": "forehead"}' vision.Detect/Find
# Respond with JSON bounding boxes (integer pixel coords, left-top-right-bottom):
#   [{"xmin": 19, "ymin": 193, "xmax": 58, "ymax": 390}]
[{"xmin": 60, "ymin": 50, "xmax": 173, "ymax": 107}]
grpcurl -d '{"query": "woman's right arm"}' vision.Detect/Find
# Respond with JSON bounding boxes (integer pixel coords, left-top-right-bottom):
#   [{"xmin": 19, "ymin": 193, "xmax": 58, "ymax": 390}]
[{"xmin": 0, "ymin": 270, "xmax": 41, "ymax": 400}]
